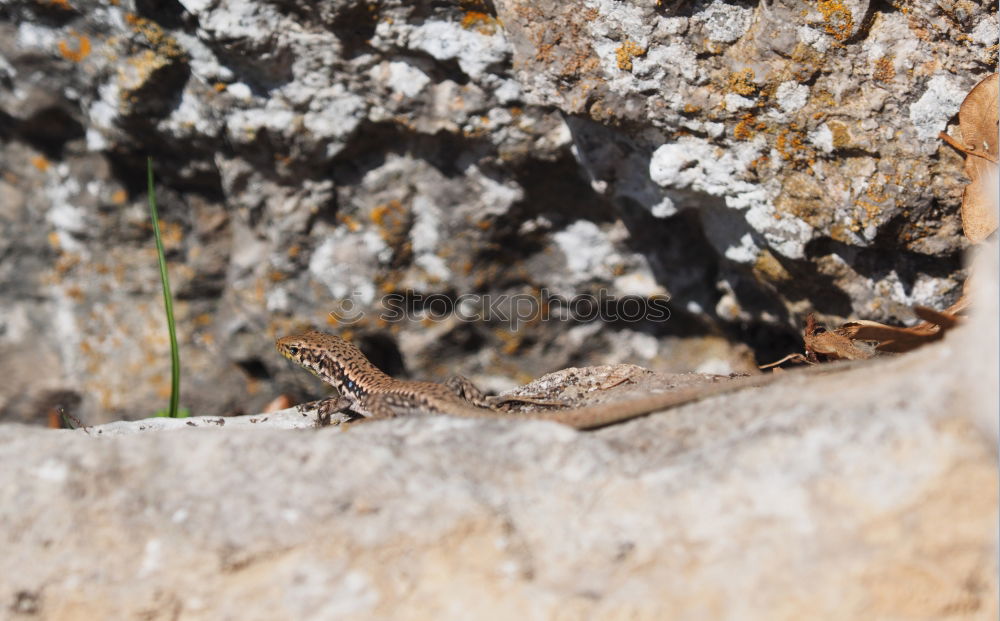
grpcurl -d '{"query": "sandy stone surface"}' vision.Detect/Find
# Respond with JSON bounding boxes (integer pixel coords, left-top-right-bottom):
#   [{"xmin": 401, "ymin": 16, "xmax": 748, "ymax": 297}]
[
  {"xmin": 1, "ymin": 1, "xmax": 994, "ymax": 423},
  {"xmin": 1, "ymin": 244, "xmax": 995, "ymax": 620}
]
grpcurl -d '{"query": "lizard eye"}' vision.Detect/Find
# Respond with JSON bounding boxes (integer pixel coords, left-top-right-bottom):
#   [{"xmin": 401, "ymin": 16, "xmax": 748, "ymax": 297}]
[{"xmin": 286, "ymin": 346, "xmax": 299, "ymax": 356}]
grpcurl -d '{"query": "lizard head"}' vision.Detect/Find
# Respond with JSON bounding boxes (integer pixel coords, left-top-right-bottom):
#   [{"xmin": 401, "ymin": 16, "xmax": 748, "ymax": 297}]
[
  {"xmin": 276, "ymin": 329, "xmax": 393, "ymax": 400},
  {"xmin": 276, "ymin": 330, "xmax": 345, "ymax": 377},
  {"xmin": 276, "ymin": 329, "xmax": 377, "ymax": 393}
]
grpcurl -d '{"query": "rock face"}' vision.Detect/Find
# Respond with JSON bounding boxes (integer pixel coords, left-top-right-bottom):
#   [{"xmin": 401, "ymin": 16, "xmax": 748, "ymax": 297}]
[
  {"xmin": 1, "ymin": 241, "xmax": 996, "ymax": 618},
  {"xmin": 0, "ymin": 1, "xmax": 995, "ymax": 426}
]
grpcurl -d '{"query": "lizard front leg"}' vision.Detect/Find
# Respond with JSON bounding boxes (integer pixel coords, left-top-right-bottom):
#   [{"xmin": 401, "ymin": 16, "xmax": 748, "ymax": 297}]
[{"xmin": 307, "ymin": 396, "xmax": 355, "ymax": 427}]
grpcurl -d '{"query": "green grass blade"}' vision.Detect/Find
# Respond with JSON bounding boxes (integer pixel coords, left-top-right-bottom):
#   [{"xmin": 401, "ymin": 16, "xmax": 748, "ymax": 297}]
[{"xmin": 146, "ymin": 157, "xmax": 181, "ymax": 418}]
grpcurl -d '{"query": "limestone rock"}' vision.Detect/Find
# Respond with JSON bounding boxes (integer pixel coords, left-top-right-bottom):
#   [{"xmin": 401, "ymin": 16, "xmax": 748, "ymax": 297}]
[
  {"xmin": 0, "ymin": 242, "xmax": 996, "ymax": 619},
  {"xmin": 0, "ymin": 1, "xmax": 994, "ymax": 430}
]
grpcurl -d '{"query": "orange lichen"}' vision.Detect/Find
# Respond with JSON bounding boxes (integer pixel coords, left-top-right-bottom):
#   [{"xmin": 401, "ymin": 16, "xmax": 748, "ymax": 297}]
[
  {"xmin": 371, "ymin": 199, "xmax": 410, "ymax": 246},
  {"xmin": 728, "ymin": 68, "xmax": 757, "ymax": 96},
  {"xmin": 872, "ymin": 55, "xmax": 895, "ymax": 82},
  {"xmin": 826, "ymin": 120, "xmax": 850, "ymax": 148},
  {"xmin": 370, "ymin": 199, "xmax": 404, "ymax": 228},
  {"xmin": 268, "ymin": 269, "xmax": 288, "ymax": 282},
  {"xmin": 733, "ymin": 113, "xmax": 766, "ymax": 140},
  {"xmin": 616, "ymin": 40, "xmax": 646, "ymax": 72},
  {"xmin": 460, "ymin": 11, "xmax": 499, "ymax": 34},
  {"xmin": 775, "ymin": 126, "xmax": 816, "ymax": 168},
  {"xmin": 816, "ymin": 0, "xmax": 854, "ymax": 41},
  {"xmin": 125, "ymin": 13, "xmax": 184, "ymax": 58},
  {"xmin": 812, "ymin": 89, "xmax": 836, "ymax": 107},
  {"xmin": 58, "ymin": 33, "xmax": 91, "ymax": 62},
  {"xmin": 111, "ymin": 189, "xmax": 128, "ymax": 204},
  {"xmin": 157, "ymin": 219, "xmax": 183, "ymax": 249},
  {"xmin": 336, "ymin": 213, "xmax": 361, "ymax": 232},
  {"xmin": 748, "ymin": 154, "xmax": 771, "ymax": 174},
  {"xmin": 31, "ymin": 155, "xmax": 50, "ymax": 171}
]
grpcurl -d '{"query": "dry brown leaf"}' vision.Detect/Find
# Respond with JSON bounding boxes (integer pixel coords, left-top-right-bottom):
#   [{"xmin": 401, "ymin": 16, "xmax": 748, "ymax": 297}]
[
  {"xmin": 959, "ymin": 73, "xmax": 998, "ymax": 162},
  {"xmin": 943, "ymin": 287, "xmax": 971, "ymax": 316},
  {"xmin": 840, "ymin": 305, "xmax": 961, "ymax": 353},
  {"xmin": 940, "ymin": 73, "xmax": 998, "ymax": 243},
  {"xmin": 912, "ymin": 305, "xmax": 959, "ymax": 329},
  {"xmin": 760, "ymin": 284, "xmax": 970, "ymax": 369},
  {"xmin": 803, "ymin": 314, "xmax": 876, "ymax": 362},
  {"xmin": 759, "ymin": 314, "xmax": 878, "ymax": 369}
]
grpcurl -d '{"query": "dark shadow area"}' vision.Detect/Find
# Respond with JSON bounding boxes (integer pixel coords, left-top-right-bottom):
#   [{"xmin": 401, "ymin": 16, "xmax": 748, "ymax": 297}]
[
  {"xmin": 265, "ymin": 0, "xmax": 381, "ymax": 59},
  {"xmin": 9, "ymin": 1, "xmax": 79, "ymax": 27},
  {"xmin": 323, "ymin": 1, "xmax": 381, "ymax": 60},
  {"xmin": 330, "ymin": 122, "xmax": 493, "ymax": 185},
  {"xmin": 15, "ymin": 106, "xmax": 85, "ymax": 159},
  {"xmin": 135, "ymin": 0, "xmax": 190, "ymax": 30},
  {"xmin": 355, "ymin": 331, "xmax": 408, "ymax": 378},
  {"xmin": 765, "ymin": 252, "xmax": 857, "ymax": 317},
  {"xmin": 105, "ymin": 145, "xmax": 225, "ymax": 203},
  {"xmin": 804, "ymin": 219, "xmax": 964, "ymax": 291},
  {"xmin": 237, "ymin": 358, "xmax": 272, "ymax": 381}
]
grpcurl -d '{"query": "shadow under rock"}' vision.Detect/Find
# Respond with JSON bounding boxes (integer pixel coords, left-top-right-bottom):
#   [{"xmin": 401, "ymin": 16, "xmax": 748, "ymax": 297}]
[{"xmin": 804, "ymin": 225, "xmax": 965, "ymax": 293}]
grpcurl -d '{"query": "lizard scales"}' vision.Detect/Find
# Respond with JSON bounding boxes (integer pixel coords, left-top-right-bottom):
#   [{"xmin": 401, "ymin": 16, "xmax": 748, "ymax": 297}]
[{"xmin": 276, "ymin": 329, "xmax": 779, "ymax": 430}]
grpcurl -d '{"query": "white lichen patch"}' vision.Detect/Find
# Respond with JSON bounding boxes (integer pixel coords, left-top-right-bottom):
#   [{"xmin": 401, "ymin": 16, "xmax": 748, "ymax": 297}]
[
  {"xmin": 725, "ymin": 232, "xmax": 759, "ymax": 263},
  {"xmin": 493, "ymin": 79, "xmax": 522, "ymax": 104},
  {"xmin": 158, "ymin": 87, "xmax": 223, "ymax": 139},
  {"xmin": 613, "ymin": 269, "xmax": 666, "ymax": 298},
  {"xmin": 908, "ymin": 74, "xmax": 966, "ymax": 141},
  {"xmin": 971, "ymin": 14, "xmax": 999, "ymax": 46},
  {"xmin": 724, "ymin": 93, "xmax": 756, "ymax": 111},
  {"xmin": 798, "ymin": 25, "xmax": 832, "ymax": 53},
  {"xmin": 303, "ymin": 90, "xmax": 365, "ymax": 157},
  {"xmin": 410, "ymin": 195, "xmax": 451, "ymax": 283},
  {"xmin": 373, "ymin": 61, "xmax": 431, "ymax": 98},
  {"xmin": 553, "ymin": 220, "xmax": 621, "ymax": 282},
  {"xmin": 862, "ymin": 12, "xmax": 917, "ymax": 74},
  {"xmin": 633, "ymin": 43, "xmax": 701, "ymax": 83},
  {"xmin": 466, "ymin": 164, "xmax": 524, "ymax": 217},
  {"xmin": 808, "ymin": 123, "xmax": 835, "ymax": 153},
  {"xmin": 308, "ymin": 230, "xmax": 387, "ymax": 305},
  {"xmin": 693, "ymin": 0, "xmax": 753, "ymax": 43},
  {"xmin": 45, "ymin": 168, "xmax": 92, "ymax": 254},
  {"xmin": 226, "ymin": 106, "xmax": 297, "ymax": 144},
  {"xmin": 649, "ymin": 136, "xmax": 770, "ymax": 212},
  {"xmin": 584, "ymin": 0, "xmax": 653, "ymax": 37},
  {"xmin": 407, "ymin": 20, "xmax": 511, "ymax": 80},
  {"xmin": 226, "ymin": 82, "xmax": 253, "ymax": 100},
  {"xmin": 775, "ymin": 81, "xmax": 809, "ymax": 114},
  {"xmin": 266, "ymin": 287, "xmax": 290, "ymax": 313},
  {"xmin": 172, "ymin": 31, "xmax": 234, "ymax": 83},
  {"xmin": 745, "ymin": 200, "xmax": 813, "ymax": 260}
]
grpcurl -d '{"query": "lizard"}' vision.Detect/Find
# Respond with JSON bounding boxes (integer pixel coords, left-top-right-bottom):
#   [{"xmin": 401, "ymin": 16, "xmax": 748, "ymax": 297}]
[{"xmin": 275, "ymin": 329, "xmax": 831, "ymax": 431}]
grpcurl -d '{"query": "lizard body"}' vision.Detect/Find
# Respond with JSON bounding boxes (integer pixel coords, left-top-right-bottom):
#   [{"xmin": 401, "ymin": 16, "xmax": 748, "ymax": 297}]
[{"xmin": 276, "ymin": 329, "xmax": 785, "ymax": 430}]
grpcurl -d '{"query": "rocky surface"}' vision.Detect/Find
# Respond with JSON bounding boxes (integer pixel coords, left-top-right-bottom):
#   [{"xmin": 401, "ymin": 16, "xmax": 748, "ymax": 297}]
[
  {"xmin": 0, "ymin": 0, "xmax": 995, "ymax": 424},
  {"xmin": 0, "ymin": 241, "xmax": 996, "ymax": 620}
]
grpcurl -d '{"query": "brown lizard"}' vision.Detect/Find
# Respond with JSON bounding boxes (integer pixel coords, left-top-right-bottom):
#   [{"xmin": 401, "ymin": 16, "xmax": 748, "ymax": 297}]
[{"xmin": 276, "ymin": 329, "xmax": 805, "ymax": 430}]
